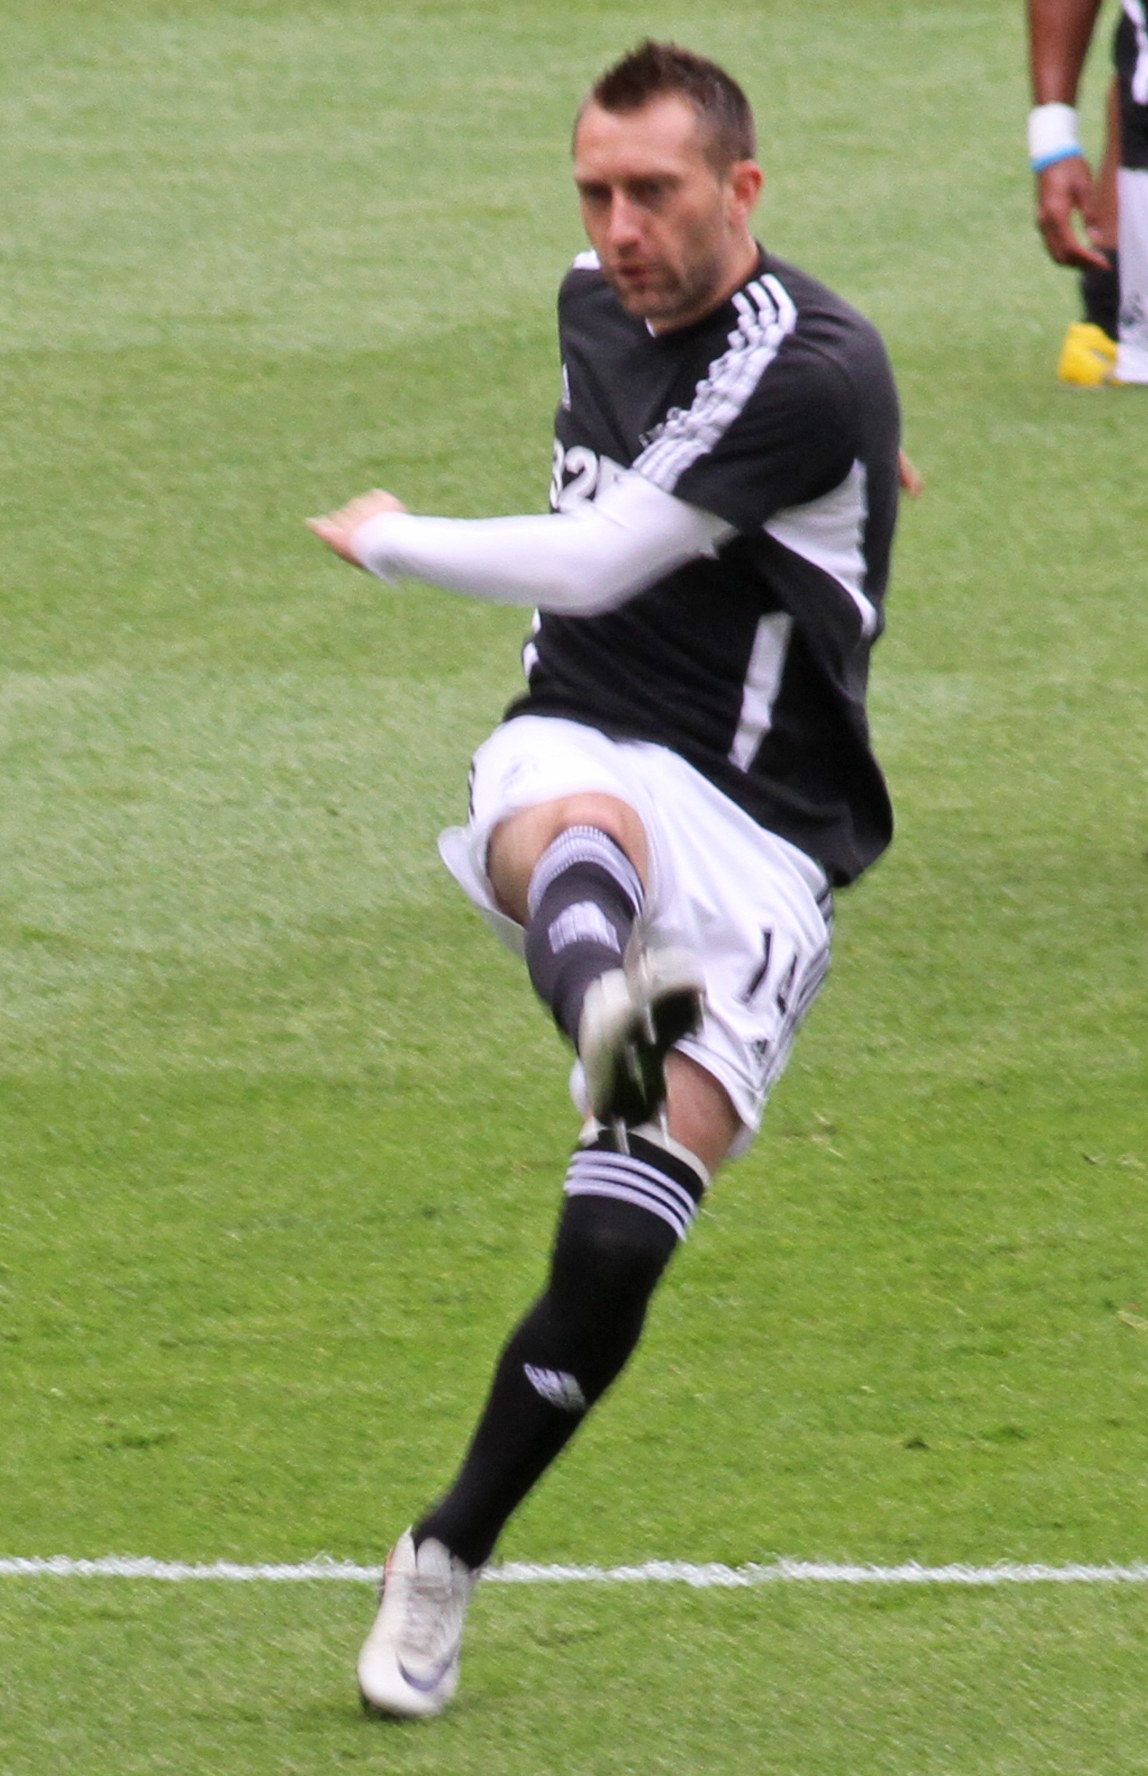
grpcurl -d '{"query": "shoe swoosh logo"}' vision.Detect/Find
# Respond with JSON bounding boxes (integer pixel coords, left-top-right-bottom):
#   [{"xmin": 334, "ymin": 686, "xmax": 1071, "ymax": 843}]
[{"xmin": 397, "ymin": 1649, "xmax": 458, "ymax": 1693}]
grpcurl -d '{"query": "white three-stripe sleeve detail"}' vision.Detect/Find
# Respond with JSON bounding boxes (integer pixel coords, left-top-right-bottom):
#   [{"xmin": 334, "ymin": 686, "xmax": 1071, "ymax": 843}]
[{"xmin": 633, "ymin": 276, "xmax": 799, "ymax": 492}]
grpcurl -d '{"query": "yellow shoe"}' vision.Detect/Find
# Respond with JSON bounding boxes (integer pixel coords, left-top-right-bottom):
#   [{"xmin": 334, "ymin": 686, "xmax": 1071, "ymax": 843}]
[{"xmin": 1057, "ymin": 320, "xmax": 1118, "ymax": 386}]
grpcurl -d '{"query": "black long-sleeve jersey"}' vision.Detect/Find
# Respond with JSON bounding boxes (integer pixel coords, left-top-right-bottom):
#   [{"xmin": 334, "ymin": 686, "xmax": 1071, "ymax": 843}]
[{"xmin": 505, "ymin": 247, "xmax": 900, "ymax": 887}]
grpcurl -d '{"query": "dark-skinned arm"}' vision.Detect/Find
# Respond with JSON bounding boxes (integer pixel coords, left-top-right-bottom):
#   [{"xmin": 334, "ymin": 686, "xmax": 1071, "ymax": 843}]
[{"xmin": 1027, "ymin": 0, "xmax": 1110, "ymax": 268}]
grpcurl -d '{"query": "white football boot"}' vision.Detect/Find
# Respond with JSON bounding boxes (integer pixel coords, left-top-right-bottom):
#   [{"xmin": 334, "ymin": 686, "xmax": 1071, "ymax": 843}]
[
  {"xmin": 357, "ymin": 1529, "xmax": 479, "ymax": 1719},
  {"xmin": 578, "ymin": 936, "xmax": 704, "ymax": 1126}
]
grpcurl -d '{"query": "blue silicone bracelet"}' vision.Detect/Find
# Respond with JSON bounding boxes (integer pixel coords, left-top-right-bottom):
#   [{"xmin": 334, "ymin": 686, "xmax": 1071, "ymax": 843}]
[{"xmin": 1031, "ymin": 143, "xmax": 1084, "ymax": 172}]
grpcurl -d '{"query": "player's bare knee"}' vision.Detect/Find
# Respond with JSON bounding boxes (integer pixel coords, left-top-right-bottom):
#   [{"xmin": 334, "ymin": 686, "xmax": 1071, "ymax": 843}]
[{"xmin": 488, "ymin": 794, "xmax": 648, "ymax": 924}]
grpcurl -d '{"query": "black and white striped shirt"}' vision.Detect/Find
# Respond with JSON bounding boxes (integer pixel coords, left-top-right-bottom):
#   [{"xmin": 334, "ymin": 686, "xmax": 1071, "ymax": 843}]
[{"xmin": 506, "ymin": 249, "xmax": 901, "ymax": 887}]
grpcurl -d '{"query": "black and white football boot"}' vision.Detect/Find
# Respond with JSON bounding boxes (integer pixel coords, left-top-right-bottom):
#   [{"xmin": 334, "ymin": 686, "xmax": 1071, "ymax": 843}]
[{"xmin": 578, "ymin": 935, "xmax": 704, "ymax": 1128}]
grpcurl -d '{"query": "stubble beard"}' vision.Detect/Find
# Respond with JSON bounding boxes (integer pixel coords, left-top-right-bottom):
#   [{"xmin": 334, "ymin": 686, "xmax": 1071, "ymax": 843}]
[{"xmin": 604, "ymin": 245, "xmax": 729, "ymax": 334}]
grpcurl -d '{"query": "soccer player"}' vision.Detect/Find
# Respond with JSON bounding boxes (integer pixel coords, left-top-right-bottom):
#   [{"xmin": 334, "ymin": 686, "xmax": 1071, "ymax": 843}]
[
  {"xmin": 1028, "ymin": 0, "xmax": 1148, "ymax": 383},
  {"xmin": 310, "ymin": 41, "xmax": 902, "ymax": 1718}
]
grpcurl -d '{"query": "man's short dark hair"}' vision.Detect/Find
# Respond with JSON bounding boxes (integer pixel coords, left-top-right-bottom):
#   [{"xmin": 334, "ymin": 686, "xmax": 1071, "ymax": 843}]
[{"xmin": 584, "ymin": 40, "xmax": 756, "ymax": 170}]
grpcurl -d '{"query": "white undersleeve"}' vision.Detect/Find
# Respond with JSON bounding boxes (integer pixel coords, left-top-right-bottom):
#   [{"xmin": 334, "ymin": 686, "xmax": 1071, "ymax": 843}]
[{"xmin": 350, "ymin": 471, "xmax": 734, "ymax": 615}]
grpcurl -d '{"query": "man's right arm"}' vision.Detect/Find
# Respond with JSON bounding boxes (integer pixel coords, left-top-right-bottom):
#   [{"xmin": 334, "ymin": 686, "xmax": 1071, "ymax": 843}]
[
  {"xmin": 308, "ymin": 474, "xmax": 733, "ymax": 615},
  {"xmin": 1028, "ymin": 0, "xmax": 1110, "ymax": 267}
]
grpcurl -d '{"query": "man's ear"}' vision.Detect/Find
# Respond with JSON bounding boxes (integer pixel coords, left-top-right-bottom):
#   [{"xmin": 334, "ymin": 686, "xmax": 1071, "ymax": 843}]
[{"xmin": 727, "ymin": 159, "xmax": 764, "ymax": 226}]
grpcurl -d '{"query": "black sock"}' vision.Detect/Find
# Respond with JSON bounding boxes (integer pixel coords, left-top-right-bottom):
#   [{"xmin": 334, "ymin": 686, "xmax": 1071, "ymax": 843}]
[
  {"xmin": 413, "ymin": 1131, "xmax": 706, "ymax": 1568},
  {"xmin": 1081, "ymin": 249, "xmax": 1119, "ymax": 340},
  {"xmin": 523, "ymin": 826, "xmax": 644, "ymax": 1042}
]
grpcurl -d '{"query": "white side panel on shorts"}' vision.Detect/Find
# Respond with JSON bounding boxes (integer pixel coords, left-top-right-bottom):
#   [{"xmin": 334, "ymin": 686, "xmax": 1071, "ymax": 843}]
[
  {"xmin": 1117, "ymin": 167, "xmax": 1148, "ymax": 380},
  {"xmin": 1126, "ymin": 0, "xmax": 1148, "ymax": 105},
  {"xmin": 763, "ymin": 460, "xmax": 878, "ymax": 637},
  {"xmin": 730, "ymin": 611, "xmax": 793, "ymax": 771}
]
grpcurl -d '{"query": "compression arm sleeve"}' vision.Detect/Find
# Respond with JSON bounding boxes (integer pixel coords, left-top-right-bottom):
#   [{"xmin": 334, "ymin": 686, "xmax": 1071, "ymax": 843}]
[{"xmin": 349, "ymin": 471, "xmax": 734, "ymax": 616}]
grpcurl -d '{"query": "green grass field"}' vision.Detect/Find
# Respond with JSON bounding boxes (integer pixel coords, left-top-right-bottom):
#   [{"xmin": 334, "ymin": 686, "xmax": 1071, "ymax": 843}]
[{"xmin": 3, "ymin": 1, "xmax": 1147, "ymax": 1770}]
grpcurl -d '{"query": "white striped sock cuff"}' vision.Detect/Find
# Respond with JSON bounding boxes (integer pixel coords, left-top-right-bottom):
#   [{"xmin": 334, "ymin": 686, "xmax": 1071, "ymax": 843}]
[
  {"xmin": 563, "ymin": 1132, "xmax": 706, "ymax": 1241},
  {"xmin": 527, "ymin": 826, "xmax": 645, "ymax": 921}
]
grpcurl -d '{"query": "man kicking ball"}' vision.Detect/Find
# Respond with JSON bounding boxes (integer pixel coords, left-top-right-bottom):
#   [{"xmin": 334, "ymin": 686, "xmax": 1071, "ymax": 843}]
[{"xmin": 310, "ymin": 39, "xmax": 902, "ymax": 1718}]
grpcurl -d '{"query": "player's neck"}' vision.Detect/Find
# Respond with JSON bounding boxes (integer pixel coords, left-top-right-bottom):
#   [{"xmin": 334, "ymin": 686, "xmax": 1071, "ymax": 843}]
[{"xmin": 649, "ymin": 233, "xmax": 761, "ymax": 336}]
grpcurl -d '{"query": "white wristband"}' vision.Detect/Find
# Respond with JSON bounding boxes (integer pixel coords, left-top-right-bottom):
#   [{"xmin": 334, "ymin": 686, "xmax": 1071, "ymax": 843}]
[{"xmin": 1028, "ymin": 102, "xmax": 1081, "ymax": 172}]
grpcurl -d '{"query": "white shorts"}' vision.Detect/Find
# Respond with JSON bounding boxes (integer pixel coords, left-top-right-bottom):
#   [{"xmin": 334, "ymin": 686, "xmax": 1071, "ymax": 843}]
[
  {"xmin": 1117, "ymin": 167, "xmax": 1148, "ymax": 382},
  {"xmin": 439, "ymin": 716, "xmax": 834, "ymax": 1158}
]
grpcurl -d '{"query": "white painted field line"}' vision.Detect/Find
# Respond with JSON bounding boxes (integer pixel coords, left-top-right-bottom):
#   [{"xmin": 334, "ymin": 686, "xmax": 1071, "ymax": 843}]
[{"xmin": 3, "ymin": 1555, "xmax": 1148, "ymax": 1587}]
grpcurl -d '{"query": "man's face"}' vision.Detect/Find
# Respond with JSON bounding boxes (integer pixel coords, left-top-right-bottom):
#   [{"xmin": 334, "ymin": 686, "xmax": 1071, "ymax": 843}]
[{"xmin": 573, "ymin": 94, "xmax": 760, "ymax": 333}]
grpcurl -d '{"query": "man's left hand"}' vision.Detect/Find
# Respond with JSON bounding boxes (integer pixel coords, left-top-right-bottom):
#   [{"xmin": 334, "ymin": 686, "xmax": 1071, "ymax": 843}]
[{"xmin": 307, "ymin": 489, "xmax": 408, "ymax": 564}]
